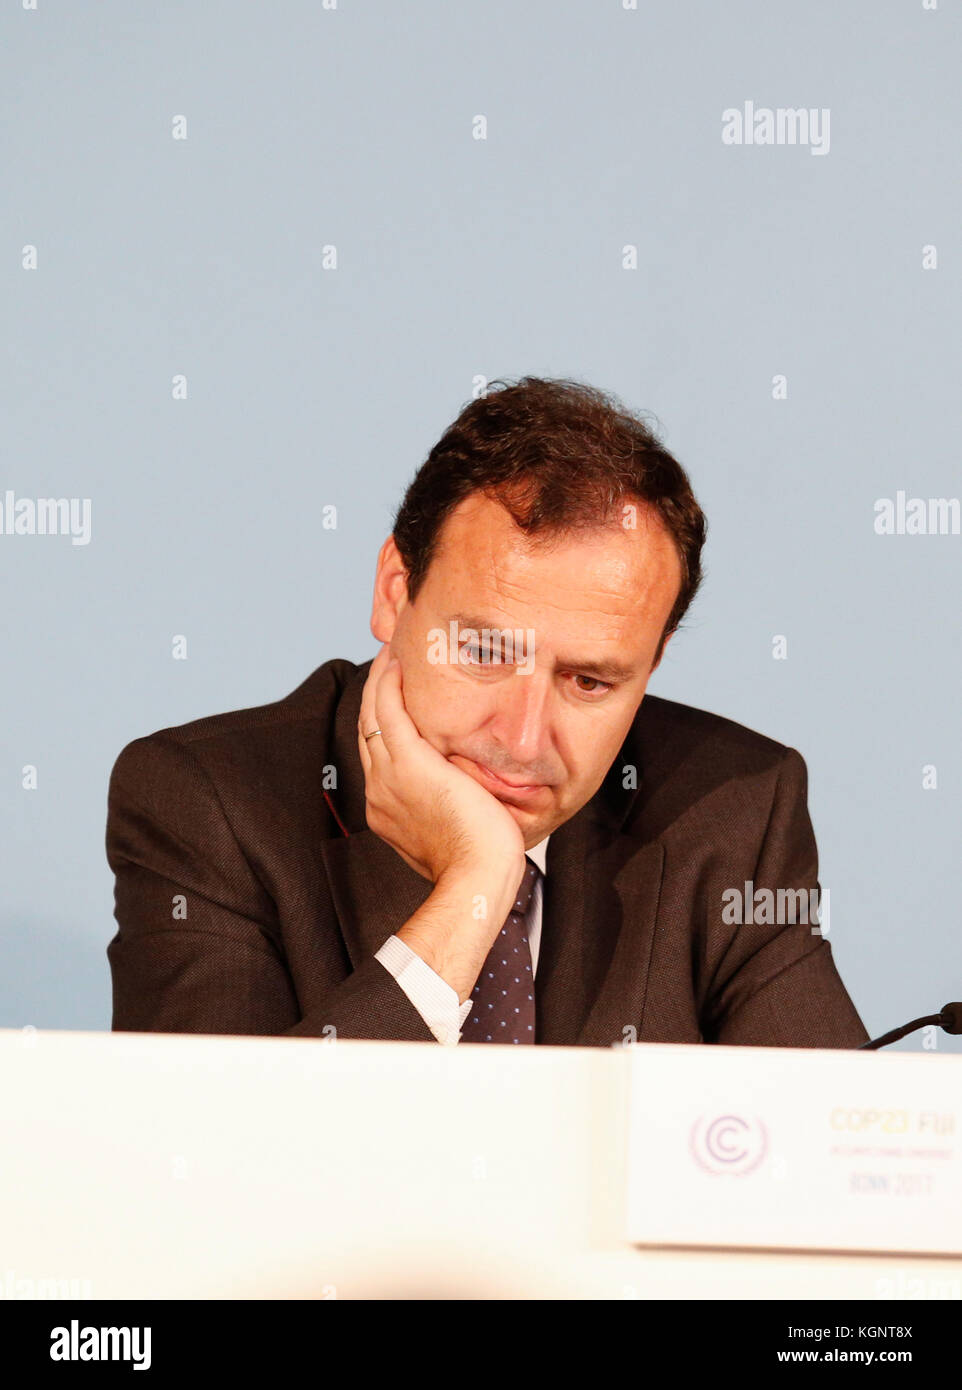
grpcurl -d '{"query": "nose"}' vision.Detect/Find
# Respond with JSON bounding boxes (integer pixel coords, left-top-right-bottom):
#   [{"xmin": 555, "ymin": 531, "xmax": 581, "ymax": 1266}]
[{"xmin": 484, "ymin": 669, "xmax": 554, "ymax": 775}]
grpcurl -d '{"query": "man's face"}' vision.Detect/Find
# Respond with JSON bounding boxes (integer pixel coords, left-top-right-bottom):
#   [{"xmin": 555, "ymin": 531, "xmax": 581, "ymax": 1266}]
[{"xmin": 370, "ymin": 492, "xmax": 682, "ymax": 849}]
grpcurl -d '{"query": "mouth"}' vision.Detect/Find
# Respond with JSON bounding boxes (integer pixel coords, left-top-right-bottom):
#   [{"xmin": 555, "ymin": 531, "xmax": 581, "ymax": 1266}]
[{"xmin": 464, "ymin": 758, "xmax": 550, "ymax": 803}]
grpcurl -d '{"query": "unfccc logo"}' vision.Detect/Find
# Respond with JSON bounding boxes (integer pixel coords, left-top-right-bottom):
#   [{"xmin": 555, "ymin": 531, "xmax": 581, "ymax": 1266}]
[{"xmin": 689, "ymin": 1114, "xmax": 768, "ymax": 1176}]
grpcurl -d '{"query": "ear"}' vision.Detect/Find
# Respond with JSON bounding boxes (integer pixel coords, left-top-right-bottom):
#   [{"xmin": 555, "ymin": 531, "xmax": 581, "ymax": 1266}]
[{"xmin": 370, "ymin": 535, "xmax": 410, "ymax": 643}]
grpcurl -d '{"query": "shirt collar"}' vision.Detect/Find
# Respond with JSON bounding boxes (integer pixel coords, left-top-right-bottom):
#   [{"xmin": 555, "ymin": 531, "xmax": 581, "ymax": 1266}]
[{"xmin": 526, "ymin": 834, "xmax": 549, "ymax": 875}]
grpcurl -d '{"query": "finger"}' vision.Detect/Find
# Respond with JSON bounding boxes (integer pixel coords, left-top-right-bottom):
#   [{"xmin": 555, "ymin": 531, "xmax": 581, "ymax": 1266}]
[
  {"xmin": 357, "ymin": 720, "xmax": 373, "ymax": 781},
  {"xmin": 357, "ymin": 644, "xmax": 392, "ymax": 754},
  {"xmin": 372, "ymin": 656, "xmax": 418, "ymax": 758}
]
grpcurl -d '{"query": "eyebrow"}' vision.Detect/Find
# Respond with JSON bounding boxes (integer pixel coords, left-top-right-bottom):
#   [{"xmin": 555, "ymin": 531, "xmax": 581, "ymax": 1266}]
[{"xmin": 443, "ymin": 611, "xmax": 638, "ymax": 683}]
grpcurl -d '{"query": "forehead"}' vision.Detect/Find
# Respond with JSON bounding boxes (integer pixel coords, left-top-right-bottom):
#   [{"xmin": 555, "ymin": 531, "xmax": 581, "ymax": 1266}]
[{"xmin": 427, "ymin": 491, "xmax": 681, "ymax": 621}]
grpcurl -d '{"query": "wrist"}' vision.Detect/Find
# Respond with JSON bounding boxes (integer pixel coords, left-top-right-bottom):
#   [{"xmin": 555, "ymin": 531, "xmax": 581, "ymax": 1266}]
[
  {"xmin": 399, "ymin": 858, "xmax": 525, "ymax": 1001},
  {"xmin": 439, "ymin": 851, "xmax": 525, "ymax": 903}
]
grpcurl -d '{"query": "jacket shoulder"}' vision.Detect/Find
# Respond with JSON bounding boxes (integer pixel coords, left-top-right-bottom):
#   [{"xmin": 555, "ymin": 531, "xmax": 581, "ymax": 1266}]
[
  {"xmin": 108, "ymin": 657, "xmax": 360, "ymax": 788},
  {"xmin": 635, "ymin": 693, "xmax": 792, "ymax": 772},
  {"xmin": 622, "ymin": 694, "xmax": 802, "ymax": 836}
]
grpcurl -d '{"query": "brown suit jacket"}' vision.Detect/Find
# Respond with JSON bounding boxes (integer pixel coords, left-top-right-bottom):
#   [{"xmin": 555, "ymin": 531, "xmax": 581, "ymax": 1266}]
[{"xmin": 105, "ymin": 656, "xmax": 869, "ymax": 1048}]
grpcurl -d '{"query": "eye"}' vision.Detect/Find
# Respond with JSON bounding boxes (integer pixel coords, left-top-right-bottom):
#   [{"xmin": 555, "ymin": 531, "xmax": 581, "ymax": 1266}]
[
  {"xmin": 463, "ymin": 643, "xmax": 504, "ymax": 665},
  {"xmin": 570, "ymin": 674, "xmax": 612, "ymax": 697}
]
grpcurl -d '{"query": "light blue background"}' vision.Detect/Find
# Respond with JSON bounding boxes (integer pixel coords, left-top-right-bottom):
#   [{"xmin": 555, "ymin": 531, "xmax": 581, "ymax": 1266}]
[{"xmin": 2, "ymin": 0, "xmax": 959, "ymax": 1050}]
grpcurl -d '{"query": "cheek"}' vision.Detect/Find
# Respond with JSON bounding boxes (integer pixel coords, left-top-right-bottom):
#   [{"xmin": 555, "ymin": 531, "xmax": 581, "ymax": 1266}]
[
  {"xmin": 568, "ymin": 727, "xmax": 628, "ymax": 791},
  {"xmin": 403, "ymin": 668, "xmax": 476, "ymax": 747}
]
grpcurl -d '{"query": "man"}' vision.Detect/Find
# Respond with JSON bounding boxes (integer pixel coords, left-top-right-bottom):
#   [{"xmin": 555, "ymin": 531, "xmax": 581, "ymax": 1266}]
[{"xmin": 105, "ymin": 376, "xmax": 868, "ymax": 1048}]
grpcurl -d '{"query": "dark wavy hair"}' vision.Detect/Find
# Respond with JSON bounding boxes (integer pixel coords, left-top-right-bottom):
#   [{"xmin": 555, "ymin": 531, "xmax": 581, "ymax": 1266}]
[{"xmin": 392, "ymin": 376, "xmax": 707, "ymax": 666}]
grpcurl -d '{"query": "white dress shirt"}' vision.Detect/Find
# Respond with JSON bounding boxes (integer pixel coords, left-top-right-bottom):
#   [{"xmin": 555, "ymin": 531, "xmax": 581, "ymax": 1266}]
[{"xmin": 375, "ymin": 835, "xmax": 549, "ymax": 1045}]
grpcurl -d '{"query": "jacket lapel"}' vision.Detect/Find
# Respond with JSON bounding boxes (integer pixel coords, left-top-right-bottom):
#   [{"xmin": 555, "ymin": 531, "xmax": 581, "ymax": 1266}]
[
  {"xmin": 536, "ymin": 794, "xmax": 665, "ymax": 1047},
  {"xmin": 319, "ymin": 659, "xmax": 435, "ymax": 965},
  {"xmin": 319, "ymin": 828, "xmax": 435, "ymax": 966},
  {"xmin": 320, "ymin": 658, "xmax": 665, "ymax": 1046}
]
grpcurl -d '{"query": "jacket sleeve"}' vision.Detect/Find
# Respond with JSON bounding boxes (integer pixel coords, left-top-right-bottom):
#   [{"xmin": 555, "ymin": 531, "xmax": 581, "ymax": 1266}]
[
  {"xmin": 702, "ymin": 746, "xmax": 870, "ymax": 1048},
  {"xmin": 105, "ymin": 734, "xmax": 436, "ymax": 1043}
]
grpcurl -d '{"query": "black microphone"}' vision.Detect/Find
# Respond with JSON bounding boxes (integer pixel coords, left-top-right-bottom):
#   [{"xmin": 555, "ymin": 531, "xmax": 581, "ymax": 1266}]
[{"xmin": 858, "ymin": 1002, "xmax": 962, "ymax": 1050}]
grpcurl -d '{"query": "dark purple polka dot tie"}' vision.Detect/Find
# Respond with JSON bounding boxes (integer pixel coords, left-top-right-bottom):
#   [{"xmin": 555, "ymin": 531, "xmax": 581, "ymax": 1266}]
[{"xmin": 460, "ymin": 856, "xmax": 539, "ymax": 1044}]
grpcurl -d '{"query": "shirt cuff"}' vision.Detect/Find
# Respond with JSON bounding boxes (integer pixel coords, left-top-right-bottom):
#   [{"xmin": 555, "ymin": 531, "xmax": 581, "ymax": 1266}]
[{"xmin": 375, "ymin": 935, "xmax": 471, "ymax": 1045}]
